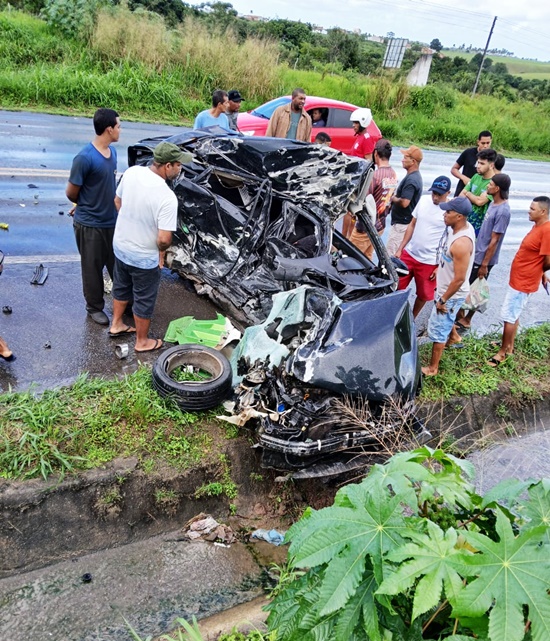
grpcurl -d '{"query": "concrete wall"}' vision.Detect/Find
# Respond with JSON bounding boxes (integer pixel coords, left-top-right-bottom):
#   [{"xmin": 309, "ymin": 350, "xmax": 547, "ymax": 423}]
[{"xmin": 406, "ymin": 54, "xmax": 434, "ymax": 87}]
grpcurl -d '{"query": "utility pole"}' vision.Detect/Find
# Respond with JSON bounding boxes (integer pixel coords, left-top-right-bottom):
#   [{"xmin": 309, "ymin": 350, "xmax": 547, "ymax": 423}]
[{"xmin": 472, "ymin": 16, "xmax": 497, "ymax": 97}]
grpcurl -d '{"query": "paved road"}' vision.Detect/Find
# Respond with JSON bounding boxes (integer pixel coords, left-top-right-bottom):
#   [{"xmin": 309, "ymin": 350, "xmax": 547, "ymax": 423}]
[
  {"xmin": 0, "ymin": 111, "xmax": 549, "ymax": 392},
  {"xmin": 0, "ymin": 111, "xmax": 218, "ymax": 392}
]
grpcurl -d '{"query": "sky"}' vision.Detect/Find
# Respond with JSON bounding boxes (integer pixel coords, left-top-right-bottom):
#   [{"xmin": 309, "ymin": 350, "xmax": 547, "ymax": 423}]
[{"xmin": 210, "ymin": 0, "xmax": 550, "ymax": 62}]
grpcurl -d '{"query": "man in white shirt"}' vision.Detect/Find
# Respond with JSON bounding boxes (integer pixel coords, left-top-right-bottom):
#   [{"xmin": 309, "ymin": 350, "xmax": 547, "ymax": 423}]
[
  {"xmin": 395, "ymin": 176, "xmax": 451, "ymax": 317},
  {"xmin": 109, "ymin": 142, "xmax": 192, "ymax": 353}
]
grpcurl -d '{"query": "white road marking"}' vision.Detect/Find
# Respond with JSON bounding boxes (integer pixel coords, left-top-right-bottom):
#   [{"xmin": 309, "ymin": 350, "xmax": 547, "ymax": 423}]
[
  {"xmin": 5, "ymin": 254, "xmax": 80, "ymax": 264},
  {"xmin": 0, "ymin": 167, "xmax": 69, "ymax": 178}
]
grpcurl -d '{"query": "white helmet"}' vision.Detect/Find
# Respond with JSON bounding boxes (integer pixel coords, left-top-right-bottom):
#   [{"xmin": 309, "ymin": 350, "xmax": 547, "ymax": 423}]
[{"xmin": 350, "ymin": 107, "xmax": 372, "ymax": 129}]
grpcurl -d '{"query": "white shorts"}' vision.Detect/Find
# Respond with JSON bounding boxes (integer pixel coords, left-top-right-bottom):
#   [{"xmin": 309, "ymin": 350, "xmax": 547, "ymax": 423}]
[{"xmin": 500, "ymin": 286, "xmax": 532, "ymax": 324}]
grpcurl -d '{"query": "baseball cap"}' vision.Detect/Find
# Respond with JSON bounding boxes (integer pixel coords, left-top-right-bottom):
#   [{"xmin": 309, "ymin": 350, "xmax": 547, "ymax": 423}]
[
  {"xmin": 439, "ymin": 197, "xmax": 472, "ymax": 218},
  {"xmin": 228, "ymin": 90, "xmax": 244, "ymax": 102},
  {"xmin": 153, "ymin": 142, "xmax": 193, "ymax": 165},
  {"xmin": 400, "ymin": 145, "xmax": 423, "ymax": 163},
  {"xmin": 428, "ymin": 175, "xmax": 451, "ymax": 195}
]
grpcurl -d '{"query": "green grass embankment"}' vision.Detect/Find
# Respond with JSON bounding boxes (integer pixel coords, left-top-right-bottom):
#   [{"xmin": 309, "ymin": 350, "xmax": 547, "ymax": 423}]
[
  {"xmin": 2, "ymin": 8, "xmax": 550, "ymax": 157},
  {"xmin": 1, "ymin": 324, "xmax": 549, "ymax": 483}
]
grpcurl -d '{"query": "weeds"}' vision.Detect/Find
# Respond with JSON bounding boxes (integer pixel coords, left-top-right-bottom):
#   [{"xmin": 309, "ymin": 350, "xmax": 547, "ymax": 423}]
[
  {"xmin": 0, "ymin": 367, "xmax": 220, "ymax": 480},
  {"xmin": 194, "ymin": 454, "xmax": 238, "ymax": 500},
  {"xmin": 3, "ymin": 9, "xmax": 550, "ymax": 156},
  {"xmin": 419, "ymin": 323, "xmax": 550, "ymax": 401}
]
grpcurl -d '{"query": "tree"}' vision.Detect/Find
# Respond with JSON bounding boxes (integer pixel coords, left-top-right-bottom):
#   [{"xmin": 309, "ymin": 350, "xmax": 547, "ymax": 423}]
[{"xmin": 429, "ymin": 38, "xmax": 443, "ymax": 52}]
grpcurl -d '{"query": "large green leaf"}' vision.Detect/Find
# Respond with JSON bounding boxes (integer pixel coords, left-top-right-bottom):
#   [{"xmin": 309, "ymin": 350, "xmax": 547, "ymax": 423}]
[
  {"xmin": 480, "ymin": 477, "xmax": 534, "ymax": 509},
  {"xmin": 334, "ymin": 571, "xmax": 380, "ymax": 641},
  {"xmin": 418, "ymin": 469, "xmax": 474, "ymax": 509},
  {"xmin": 377, "ymin": 520, "xmax": 470, "ymax": 620},
  {"xmin": 289, "ymin": 487, "xmax": 408, "ymax": 586},
  {"xmin": 522, "ymin": 480, "xmax": 550, "ymax": 544},
  {"xmin": 453, "ymin": 509, "xmax": 550, "ymax": 641}
]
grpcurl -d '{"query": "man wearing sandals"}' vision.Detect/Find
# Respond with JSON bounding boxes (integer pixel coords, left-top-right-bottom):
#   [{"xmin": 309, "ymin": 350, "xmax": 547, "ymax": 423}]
[
  {"xmin": 488, "ymin": 196, "xmax": 550, "ymax": 367},
  {"xmin": 109, "ymin": 142, "xmax": 192, "ymax": 353},
  {"xmin": 422, "ymin": 197, "xmax": 475, "ymax": 377}
]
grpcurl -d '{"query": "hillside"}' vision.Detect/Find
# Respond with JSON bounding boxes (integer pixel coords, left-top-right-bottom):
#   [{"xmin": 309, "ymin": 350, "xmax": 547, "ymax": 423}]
[{"xmin": 442, "ymin": 50, "xmax": 550, "ymax": 80}]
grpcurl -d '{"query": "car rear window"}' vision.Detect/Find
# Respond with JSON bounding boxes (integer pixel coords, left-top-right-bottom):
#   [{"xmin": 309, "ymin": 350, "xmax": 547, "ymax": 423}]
[{"xmin": 251, "ymin": 97, "xmax": 291, "ymax": 119}]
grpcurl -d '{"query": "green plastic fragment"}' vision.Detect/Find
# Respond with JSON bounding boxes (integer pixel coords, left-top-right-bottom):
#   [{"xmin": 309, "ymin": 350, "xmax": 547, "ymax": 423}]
[{"xmin": 164, "ymin": 313, "xmax": 233, "ymax": 347}]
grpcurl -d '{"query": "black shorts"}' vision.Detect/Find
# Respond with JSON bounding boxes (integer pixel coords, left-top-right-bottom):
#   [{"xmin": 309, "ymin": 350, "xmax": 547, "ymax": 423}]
[
  {"xmin": 469, "ymin": 263, "xmax": 493, "ymax": 284},
  {"xmin": 113, "ymin": 257, "xmax": 161, "ymax": 319}
]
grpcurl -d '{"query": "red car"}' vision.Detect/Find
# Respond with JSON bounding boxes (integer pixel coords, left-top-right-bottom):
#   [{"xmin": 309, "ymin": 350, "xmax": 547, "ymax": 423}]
[{"xmin": 237, "ymin": 96, "xmax": 382, "ymax": 156}]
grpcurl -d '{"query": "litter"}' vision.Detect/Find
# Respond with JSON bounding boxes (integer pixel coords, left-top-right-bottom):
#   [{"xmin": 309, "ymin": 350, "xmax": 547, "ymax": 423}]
[
  {"xmin": 164, "ymin": 313, "xmax": 240, "ymax": 349},
  {"xmin": 250, "ymin": 528, "xmax": 286, "ymax": 546},
  {"xmin": 181, "ymin": 513, "xmax": 236, "ymax": 544},
  {"xmin": 30, "ymin": 264, "xmax": 48, "ymax": 285}
]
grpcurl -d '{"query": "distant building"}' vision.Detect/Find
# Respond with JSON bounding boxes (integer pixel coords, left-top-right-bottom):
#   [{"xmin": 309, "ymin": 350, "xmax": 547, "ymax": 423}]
[
  {"xmin": 367, "ymin": 35, "xmax": 385, "ymax": 44},
  {"xmin": 240, "ymin": 13, "xmax": 267, "ymax": 22}
]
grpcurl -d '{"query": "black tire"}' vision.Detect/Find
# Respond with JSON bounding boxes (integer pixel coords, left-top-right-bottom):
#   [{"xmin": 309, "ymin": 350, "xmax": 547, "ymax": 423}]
[{"xmin": 152, "ymin": 344, "xmax": 233, "ymax": 411}]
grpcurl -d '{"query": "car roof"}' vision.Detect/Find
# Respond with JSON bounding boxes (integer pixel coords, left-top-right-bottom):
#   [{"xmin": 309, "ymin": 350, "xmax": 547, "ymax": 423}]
[{"xmin": 285, "ymin": 95, "xmax": 360, "ymax": 110}]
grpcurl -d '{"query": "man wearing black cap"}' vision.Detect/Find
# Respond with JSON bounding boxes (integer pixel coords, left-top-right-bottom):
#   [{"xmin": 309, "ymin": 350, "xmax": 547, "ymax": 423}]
[
  {"xmin": 395, "ymin": 175, "xmax": 451, "ymax": 318},
  {"xmin": 454, "ymin": 173, "xmax": 512, "ymax": 333},
  {"xmin": 226, "ymin": 90, "xmax": 243, "ymax": 132},
  {"xmin": 422, "ymin": 197, "xmax": 475, "ymax": 377},
  {"xmin": 109, "ymin": 142, "xmax": 192, "ymax": 353}
]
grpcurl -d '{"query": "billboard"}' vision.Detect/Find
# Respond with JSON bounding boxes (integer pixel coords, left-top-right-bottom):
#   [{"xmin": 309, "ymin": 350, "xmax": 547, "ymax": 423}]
[{"xmin": 383, "ymin": 38, "xmax": 409, "ymax": 69}]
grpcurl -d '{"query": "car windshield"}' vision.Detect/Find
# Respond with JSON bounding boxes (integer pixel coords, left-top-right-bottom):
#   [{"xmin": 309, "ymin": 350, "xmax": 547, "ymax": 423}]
[{"xmin": 251, "ymin": 96, "xmax": 291, "ymax": 119}]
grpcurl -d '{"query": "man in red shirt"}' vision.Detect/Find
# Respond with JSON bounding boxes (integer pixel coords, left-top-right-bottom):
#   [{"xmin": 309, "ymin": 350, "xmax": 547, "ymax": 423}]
[
  {"xmin": 489, "ymin": 196, "xmax": 550, "ymax": 366},
  {"xmin": 342, "ymin": 108, "xmax": 376, "ymax": 238}
]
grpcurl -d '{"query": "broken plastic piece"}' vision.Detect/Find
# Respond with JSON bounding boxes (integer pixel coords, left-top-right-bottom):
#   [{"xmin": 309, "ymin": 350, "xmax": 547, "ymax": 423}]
[
  {"xmin": 0, "ymin": 223, "xmax": 8, "ymax": 231},
  {"xmin": 81, "ymin": 573, "xmax": 93, "ymax": 583},
  {"xmin": 164, "ymin": 313, "xmax": 240, "ymax": 349},
  {"xmin": 2, "ymin": 306, "xmax": 12, "ymax": 314},
  {"xmin": 44, "ymin": 341, "xmax": 51, "ymax": 349},
  {"xmin": 30, "ymin": 264, "xmax": 48, "ymax": 285}
]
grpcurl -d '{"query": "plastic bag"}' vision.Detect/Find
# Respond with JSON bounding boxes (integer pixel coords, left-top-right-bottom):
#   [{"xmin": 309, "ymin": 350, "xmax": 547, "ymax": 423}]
[{"xmin": 462, "ymin": 277, "xmax": 490, "ymax": 313}]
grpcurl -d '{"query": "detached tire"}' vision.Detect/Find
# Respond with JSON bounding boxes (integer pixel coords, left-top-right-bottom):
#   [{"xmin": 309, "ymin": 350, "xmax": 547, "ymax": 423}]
[{"xmin": 152, "ymin": 344, "xmax": 233, "ymax": 411}]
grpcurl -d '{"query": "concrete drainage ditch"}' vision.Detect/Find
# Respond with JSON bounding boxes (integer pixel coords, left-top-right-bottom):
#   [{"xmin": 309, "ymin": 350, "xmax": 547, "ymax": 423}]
[{"xmin": 1, "ymin": 394, "xmax": 549, "ymax": 641}]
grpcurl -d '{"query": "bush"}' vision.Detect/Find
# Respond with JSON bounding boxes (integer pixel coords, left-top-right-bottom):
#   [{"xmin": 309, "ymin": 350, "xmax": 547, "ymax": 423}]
[
  {"xmin": 408, "ymin": 85, "xmax": 456, "ymax": 116},
  {"xmin": 267, "ymin": 447, "xmax": 550, "ymax": 641},
  {"xmin": 41, "ymin": 0, "xmax": 109, "ymax": 39}
]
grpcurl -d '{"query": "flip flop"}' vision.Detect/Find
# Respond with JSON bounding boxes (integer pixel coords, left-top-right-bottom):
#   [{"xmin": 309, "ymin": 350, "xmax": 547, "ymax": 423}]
[
  {"xmin": 108, "ymin": 325, "xmax": 136, "ymax": 338},
  {"xmin": 0, "ymin": 352, "xmax": 15, "ymax": 361},
  {"xmin": 454, "ymin": 323, "xmax": 470, "ymax": 336},
  {"xmin": 449, "ymin": 342, "xmax": 466, "ymax": 349},
  {"xmin": 135, "ymin": 338, "xmax": 163, "ymax": 353},
  {"xmin": 487, "ymin": 356, "xmax": 505, "ymax": 367}
]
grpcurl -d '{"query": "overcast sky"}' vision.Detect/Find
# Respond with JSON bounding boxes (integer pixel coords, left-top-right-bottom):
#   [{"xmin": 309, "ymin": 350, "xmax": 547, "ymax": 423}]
[{"xmin": 211, "ymin": 0, "xmax": 550, "ymax": 62}]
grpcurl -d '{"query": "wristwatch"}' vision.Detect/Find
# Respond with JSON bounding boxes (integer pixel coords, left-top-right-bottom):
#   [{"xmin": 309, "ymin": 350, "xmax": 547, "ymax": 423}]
[{"xmin": 437, "ymin": 297, "xmax": 446, "ymax": 306}]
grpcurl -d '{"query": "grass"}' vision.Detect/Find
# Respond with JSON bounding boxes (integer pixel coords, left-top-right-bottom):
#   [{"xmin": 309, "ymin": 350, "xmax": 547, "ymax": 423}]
[
  {"xmin": 194, "ymin": 454, "xmax": 238, "ymax": 500},
  {"xmin": 1, "ymin": 324, "xmax": 548, "ymax": 482},
  {"xmin": 0, "ymin": 367, "xmax": 224, "ymax": 480},
  {"xmin": 442, "ymin": 50, "xmax": 550, "ymax": 77},
  {"xmin": 419, "ymin": 323, "xmax": 550, "ymax": 401},
  {"xmin": 2, "ymin": 9, "xmax": 550, "ymax": 157}
]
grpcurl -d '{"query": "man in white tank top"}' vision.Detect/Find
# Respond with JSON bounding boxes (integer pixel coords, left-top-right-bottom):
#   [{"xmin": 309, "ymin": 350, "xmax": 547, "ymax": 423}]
[{"xmin": 422, "ymin": 197, "xmax": 476, "ymax": 377}]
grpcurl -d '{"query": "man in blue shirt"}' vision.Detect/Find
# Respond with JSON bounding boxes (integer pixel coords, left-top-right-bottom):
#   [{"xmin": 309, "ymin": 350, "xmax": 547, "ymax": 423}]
[
  {"xmin": 66, "ymin": 108, "xmax": 120, "ymax": 325},
  {"xmin": 194, "ymin": 90, "xmax": 231, "ymax": 131}
]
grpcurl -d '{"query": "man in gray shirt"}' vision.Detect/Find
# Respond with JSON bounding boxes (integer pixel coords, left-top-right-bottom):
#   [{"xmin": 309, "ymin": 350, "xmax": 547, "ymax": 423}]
[
  {"xmin": 226, "ymin": 90, "xmax": 243, "ymax": 132},
  {"xmin": 454, "ymin": 173, "xmax": 512, "ymax": 333}
]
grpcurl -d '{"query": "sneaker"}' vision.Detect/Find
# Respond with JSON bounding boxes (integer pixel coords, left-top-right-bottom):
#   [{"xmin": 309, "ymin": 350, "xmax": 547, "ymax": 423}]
[{"xmin": 88, "ymin": 310, "xmax": 109, "ymax": 325}]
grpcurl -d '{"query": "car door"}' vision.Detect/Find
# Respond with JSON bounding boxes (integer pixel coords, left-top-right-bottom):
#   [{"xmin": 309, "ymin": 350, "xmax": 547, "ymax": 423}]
[{"xmin": 324, "ymin": 107, "xmax": 356, "ymax": 154}]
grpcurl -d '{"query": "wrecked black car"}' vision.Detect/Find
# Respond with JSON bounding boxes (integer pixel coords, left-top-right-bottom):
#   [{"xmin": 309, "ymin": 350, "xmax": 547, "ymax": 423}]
[{"xmin": 129, "ymin": 131, "xmax": 423, "ymax": 478}]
